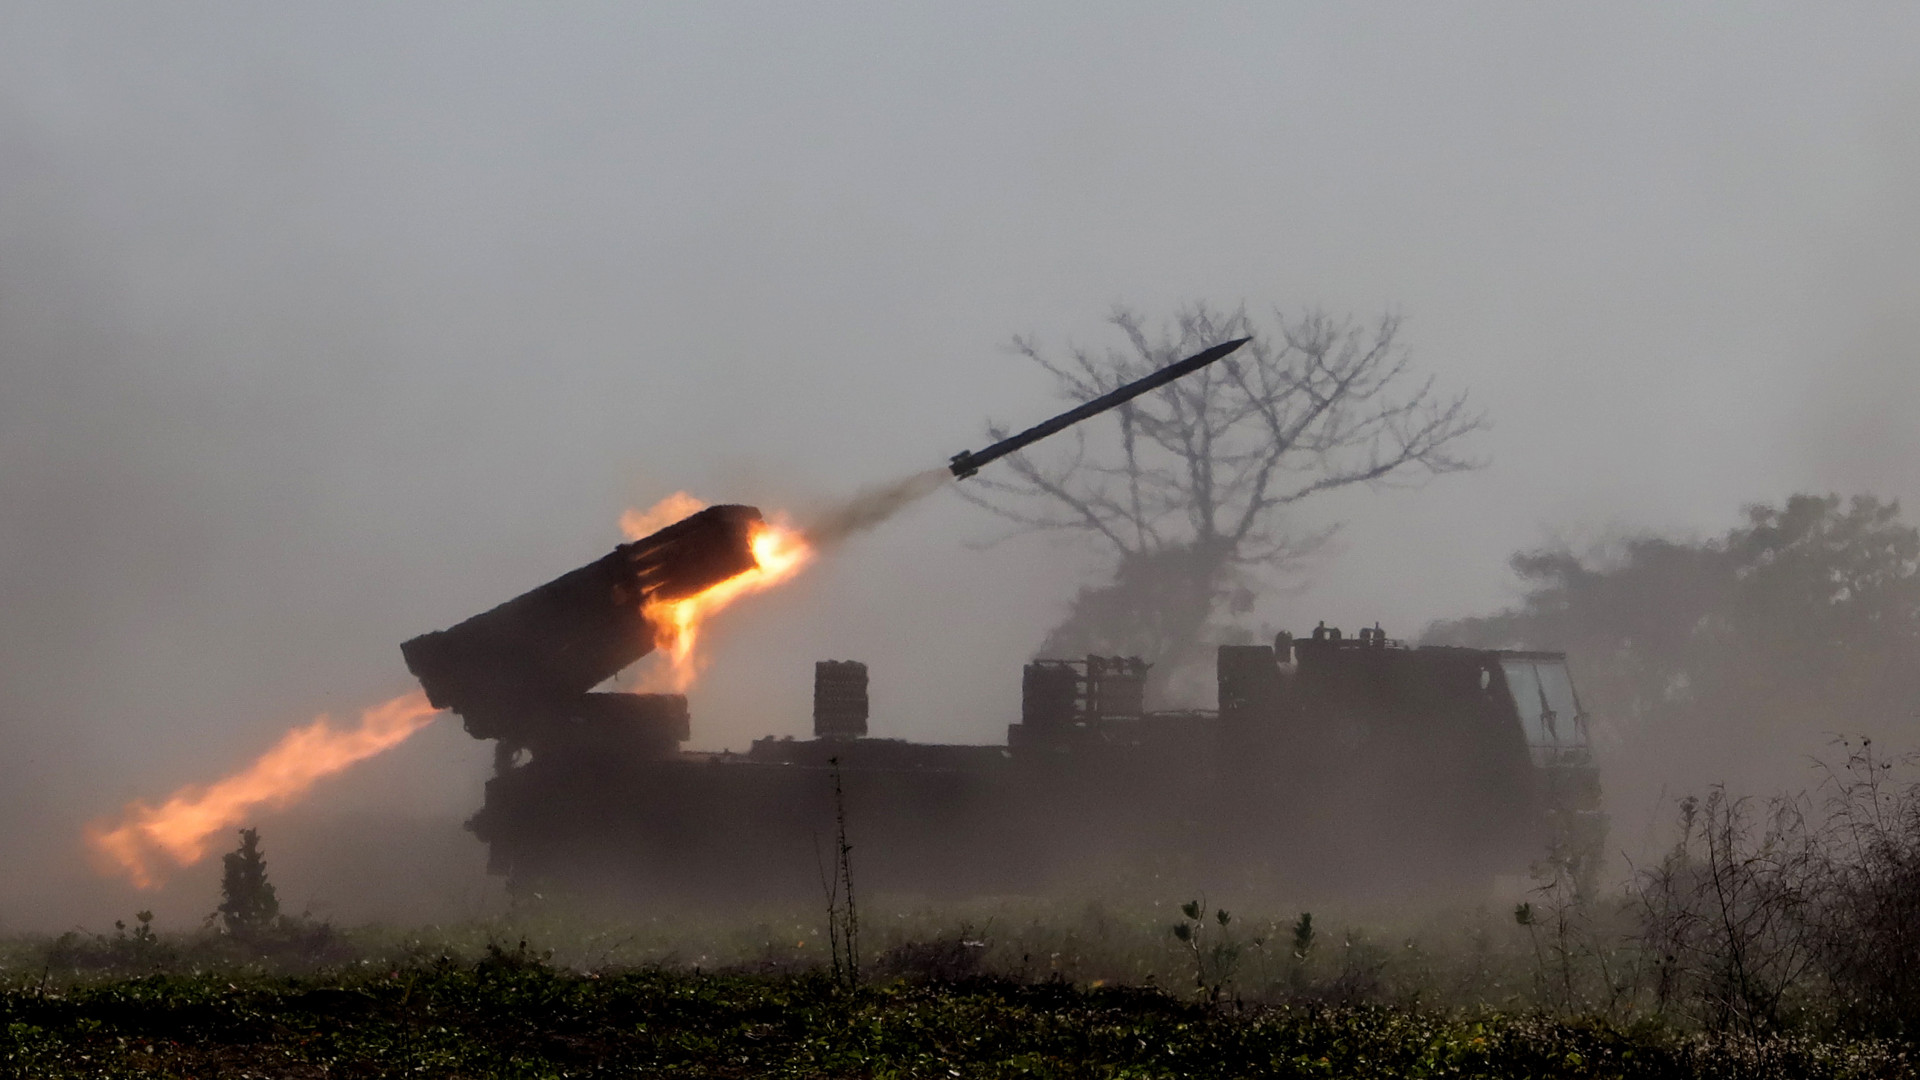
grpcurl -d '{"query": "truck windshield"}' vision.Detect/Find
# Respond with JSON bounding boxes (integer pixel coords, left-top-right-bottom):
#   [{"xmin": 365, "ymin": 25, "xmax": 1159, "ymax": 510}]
[{"xmin": 1500, "ymin": 658, "xmax": 1588, "ymax": 765}]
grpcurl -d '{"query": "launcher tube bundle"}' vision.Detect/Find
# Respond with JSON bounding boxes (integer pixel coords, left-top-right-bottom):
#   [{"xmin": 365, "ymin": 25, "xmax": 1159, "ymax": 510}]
[{"xmin": 400, "ymin": 504, "xmax": 761, "ymax": 743}]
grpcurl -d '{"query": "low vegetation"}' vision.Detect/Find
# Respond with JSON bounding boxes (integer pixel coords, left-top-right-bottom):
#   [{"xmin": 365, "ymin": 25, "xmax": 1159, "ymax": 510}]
[
  {"xmin": 6, "ymin": 953, "xmax": 1916, "ymax": 1079},
  {"xmin": 12, "ymin": 709, "xmax": 1920, "ymax": 1075},
  {"xmin": 5, "ymin": 854, "xmax": 1920, "ymax": 1078}
]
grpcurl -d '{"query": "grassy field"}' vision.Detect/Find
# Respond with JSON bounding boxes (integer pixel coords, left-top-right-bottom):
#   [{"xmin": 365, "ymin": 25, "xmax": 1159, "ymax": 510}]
[
  {"xmin": 5, "ymin": 958, "xmax": 1914, "ymax": 1079},
  {"xmin": 3, "ymin": 897, "xmax": 1916, "ymax": 1079}
]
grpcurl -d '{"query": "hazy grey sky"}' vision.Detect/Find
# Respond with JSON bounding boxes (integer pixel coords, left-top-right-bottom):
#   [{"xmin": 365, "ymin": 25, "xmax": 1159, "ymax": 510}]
[{"xmin": 3, "ymin": 3, "xmax": 1916, "ymax": 926}]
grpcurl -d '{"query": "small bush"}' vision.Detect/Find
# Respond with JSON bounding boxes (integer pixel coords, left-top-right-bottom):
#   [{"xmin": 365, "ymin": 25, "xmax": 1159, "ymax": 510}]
[
  {"xmin": 44, "ymin": 911, "xmax": 170, "ymax": 972},
  {"xmin": 874, "ymin": 932, "xmax": 988, "ymax": 983}
]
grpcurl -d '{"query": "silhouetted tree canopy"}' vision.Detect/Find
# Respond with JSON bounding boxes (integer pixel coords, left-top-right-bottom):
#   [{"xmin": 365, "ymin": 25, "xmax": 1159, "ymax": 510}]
[
  {"xmin": 1428, "ymin": 494, "xmax": 1920, "ymax": 805},
  {"xmin": 217, "ymin": 827, "xmax": 279, "ymax": 937},
  {"xmin": 967, "ymin": 303, "xmax": 1482, "ymax": 694}
]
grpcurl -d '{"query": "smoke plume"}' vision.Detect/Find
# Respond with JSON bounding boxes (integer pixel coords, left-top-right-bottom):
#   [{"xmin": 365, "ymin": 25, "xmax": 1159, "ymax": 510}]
[{"xmin": 800, "ymin": 468, "xmax": 952, "ymax": 550}]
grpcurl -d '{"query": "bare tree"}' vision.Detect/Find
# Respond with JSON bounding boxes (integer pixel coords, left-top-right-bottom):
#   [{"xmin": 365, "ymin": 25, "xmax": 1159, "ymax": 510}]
[{"xmin": 964, "ymin": 303, "xmax": 1481, "ymax": 690}]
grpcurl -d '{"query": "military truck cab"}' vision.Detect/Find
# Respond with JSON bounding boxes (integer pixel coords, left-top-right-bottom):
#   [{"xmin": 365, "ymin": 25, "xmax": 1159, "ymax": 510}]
[{"xmin": 1208, "ymin": 627, "xmax": 1604, "ymax": 892}]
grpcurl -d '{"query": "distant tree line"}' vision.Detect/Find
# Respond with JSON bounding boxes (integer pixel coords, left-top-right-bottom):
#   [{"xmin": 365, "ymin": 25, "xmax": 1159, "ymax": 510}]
[{"xmin": 1428, "ymin": 493, "xmax": 1920, "ymax": 806}]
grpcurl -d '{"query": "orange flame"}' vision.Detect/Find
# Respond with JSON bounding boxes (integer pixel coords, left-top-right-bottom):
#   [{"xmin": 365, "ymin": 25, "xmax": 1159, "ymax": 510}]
[
  {"xmin": 640, "ymin": 521, "xmax": 812, "ymax": 691},
  {"xmin": 87, "ymin": 691, "xmax": 440, "ymax": 888},
  {"xmin": 621, "ymin": 492, "xmax": 815, "ymax": 693}
]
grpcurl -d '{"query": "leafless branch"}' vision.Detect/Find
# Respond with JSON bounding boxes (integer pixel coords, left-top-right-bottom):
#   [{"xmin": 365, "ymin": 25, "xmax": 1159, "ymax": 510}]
[{"xmin": 969, "ymin": 302, "xmax": 1485, "ymax": 572}]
